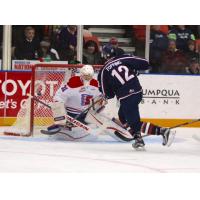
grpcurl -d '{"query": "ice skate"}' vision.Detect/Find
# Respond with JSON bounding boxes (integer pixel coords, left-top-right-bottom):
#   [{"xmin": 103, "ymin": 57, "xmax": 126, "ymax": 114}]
[
  {"xmin": 160, "ymin": 128, "xmax": 176, "ymax": 147},
  {"xmin": 41, "ymin": 124, "xmax": 62, "ymax": 135},
  {"xmin": 132, "ymin": 132, "xmax": 145, "ymax": 150}
]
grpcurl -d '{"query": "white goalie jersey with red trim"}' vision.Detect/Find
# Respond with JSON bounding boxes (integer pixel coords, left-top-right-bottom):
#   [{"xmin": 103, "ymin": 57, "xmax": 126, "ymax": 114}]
[{"xmin": 54, "ymin": 76, "xmax": 101, "ymax": 115}]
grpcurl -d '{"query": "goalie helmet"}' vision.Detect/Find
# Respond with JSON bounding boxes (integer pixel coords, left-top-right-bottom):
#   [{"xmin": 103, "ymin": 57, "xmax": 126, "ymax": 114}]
[{"xmin": 80, "ymin": 65, "xmax": 94, "ymax": 80}]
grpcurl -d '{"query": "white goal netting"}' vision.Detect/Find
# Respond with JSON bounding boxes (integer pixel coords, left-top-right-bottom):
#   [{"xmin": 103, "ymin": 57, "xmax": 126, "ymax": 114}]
[{"xmin": 4, "ymin": 64, "xmax": 102, "ymax": 136}]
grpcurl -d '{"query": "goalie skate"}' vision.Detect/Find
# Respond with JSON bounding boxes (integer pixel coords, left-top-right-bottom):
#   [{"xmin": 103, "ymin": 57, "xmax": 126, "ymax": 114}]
[
  {"xmin": 41, "ymin": 124, "xmax": 72, "ymax": 135},
  {"xmin": 41, "ymin": 124, "xmax": 63, "ymax": 135}
]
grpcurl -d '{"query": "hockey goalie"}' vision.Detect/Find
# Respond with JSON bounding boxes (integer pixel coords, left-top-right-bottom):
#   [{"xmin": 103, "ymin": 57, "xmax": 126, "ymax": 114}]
[{"xmin": 42, "ymin": 65, "xmax": 109, "ymax": 141}]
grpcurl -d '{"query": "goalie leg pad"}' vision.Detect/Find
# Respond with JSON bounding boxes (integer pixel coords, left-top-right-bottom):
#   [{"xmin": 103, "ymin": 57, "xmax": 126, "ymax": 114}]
[
  {"xmin": 51, "ymin": 101, "xmax": 66, "ymax": 125},
  {"xmin": 67, "ymin": 112, "xmax": 88, "ymax": 124}
]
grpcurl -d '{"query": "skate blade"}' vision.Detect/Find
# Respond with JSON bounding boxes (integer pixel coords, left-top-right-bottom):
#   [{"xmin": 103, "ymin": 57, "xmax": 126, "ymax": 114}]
[
  {"xmin": 135, "ymin": 147, "xmax": 146, "ymax": 151},
  {"xmin": 41, "ymin": 127, "xmax": 62, "ymax": 135},
  {"xmin": 132, "ymin": 144, "xmax": 146, "ymax": 151},
  {"xmin": 167, "ymin": 130, "xmax": 176, "ymax": 147}
]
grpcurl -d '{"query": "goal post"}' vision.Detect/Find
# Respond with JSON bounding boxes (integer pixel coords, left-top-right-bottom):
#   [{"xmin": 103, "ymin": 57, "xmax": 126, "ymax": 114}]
[{"xmin": 4, "ymin": 63, "xmax": 103, "ymax": 137}]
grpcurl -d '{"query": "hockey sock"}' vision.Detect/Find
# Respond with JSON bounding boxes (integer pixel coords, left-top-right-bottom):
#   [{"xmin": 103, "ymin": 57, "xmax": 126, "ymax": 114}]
[{"xmin": 141, "ymin": 122, "xmax": 161, "ymax": 135}]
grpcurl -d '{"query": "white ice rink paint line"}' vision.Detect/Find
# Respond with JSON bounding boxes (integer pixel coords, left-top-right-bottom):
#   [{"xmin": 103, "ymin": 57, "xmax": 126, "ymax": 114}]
[{"xmin": 0, "ymin": 128, "xmax": 200, "ymax": 172}]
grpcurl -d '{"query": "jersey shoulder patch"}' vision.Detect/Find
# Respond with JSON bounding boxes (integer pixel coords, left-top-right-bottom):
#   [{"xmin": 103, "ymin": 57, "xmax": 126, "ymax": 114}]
[
  {"xmin": 67, "ymin": 76, "xmax": 84, "ymax": 88},
  {"xmin": 89, "ymin": 79, "xmax": 99, "ymax": 88}
]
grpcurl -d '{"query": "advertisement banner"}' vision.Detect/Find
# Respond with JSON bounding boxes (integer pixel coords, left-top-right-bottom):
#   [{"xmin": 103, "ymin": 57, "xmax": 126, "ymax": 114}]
[
  {"xmin": 1, "ymin": 72, "xmax": 200, "ymax": 127},
  {"xmin": 0, "ymin": 71, "xmax": 31, "ymax": 119},
  {"xmin": 139, "ymin": 74, "xmax": 200, "ymax": 119},
  {"xmin": 12, "ymin": 60, "xmax": 68, "ymax": 70},
  {"xmin": 0, "ymin": 72, "xmax": 6, "ymax": 117},
  {"xmin": 102, "ymin": 74, "xmax": 200, "ymax": 127},
  {"xmin": 12, "ymin": 60, "xmax": 39, "ymax": 70}
]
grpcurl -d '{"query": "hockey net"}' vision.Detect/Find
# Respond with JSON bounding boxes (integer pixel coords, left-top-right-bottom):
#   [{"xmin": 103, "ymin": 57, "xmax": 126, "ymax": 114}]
[{"xmin": 4, "ymin": 64, "xmax": 103, "ymax": 136}]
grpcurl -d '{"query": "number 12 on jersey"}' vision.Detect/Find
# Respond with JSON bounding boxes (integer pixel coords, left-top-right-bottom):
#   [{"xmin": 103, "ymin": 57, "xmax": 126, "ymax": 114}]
[{"xmin": 111, "ymin": 65, "xmax": 134, "ymax": 85}]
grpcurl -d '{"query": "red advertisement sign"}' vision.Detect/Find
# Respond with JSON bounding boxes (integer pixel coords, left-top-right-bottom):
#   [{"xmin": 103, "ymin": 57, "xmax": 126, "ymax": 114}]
[{"xmin": 0, "ymin": 71, "xmax": 31, "ymax": 117}]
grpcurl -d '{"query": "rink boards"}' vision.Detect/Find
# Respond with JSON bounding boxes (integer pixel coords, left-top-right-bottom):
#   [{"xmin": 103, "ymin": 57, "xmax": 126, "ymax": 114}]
[{"xmin": 1, "ymin": 71, "xmax": 200, "ymax": 127}]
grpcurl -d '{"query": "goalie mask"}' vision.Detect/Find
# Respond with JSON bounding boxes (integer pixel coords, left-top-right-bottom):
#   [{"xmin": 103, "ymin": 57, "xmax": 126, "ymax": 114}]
[{"xmin": 80, "ymin": 65, "xmax": 94, "ymax": 81}]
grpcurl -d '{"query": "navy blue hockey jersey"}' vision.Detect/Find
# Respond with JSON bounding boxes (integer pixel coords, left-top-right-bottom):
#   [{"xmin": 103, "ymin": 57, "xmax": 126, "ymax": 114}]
[{"xmin": 98, "ymin": 54, "xmax": 150, "ymax": 100}]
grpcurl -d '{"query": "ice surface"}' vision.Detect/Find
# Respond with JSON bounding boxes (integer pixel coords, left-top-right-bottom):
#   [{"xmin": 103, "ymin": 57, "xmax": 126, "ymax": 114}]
[{"xmin": 0, "ymin": 127, "xmax": 200, "ymax": 172}]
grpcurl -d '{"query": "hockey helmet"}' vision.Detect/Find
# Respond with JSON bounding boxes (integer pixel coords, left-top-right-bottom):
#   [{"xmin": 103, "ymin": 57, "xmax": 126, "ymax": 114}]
[
  {"xmin": 102, "ymin": 44, "xmax": 116, "ymax": 59},
  {"xmin": 80, "ymin": 65, "xmax": 94, "ymax": 80}
]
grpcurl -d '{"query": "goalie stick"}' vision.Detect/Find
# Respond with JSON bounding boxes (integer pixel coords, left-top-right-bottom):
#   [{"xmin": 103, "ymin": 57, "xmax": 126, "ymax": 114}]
[
  {"xmin": 27, "ymin": 93, "xmax": 96, "ymax": 133},
  {"xmin": 28, "ymin": 94, "xmax": 133, "ymax": 139},
  {"xmin": 111, "ymin": 117, "xmax": 148, "ymax": 139},
  {"xmin": 28, "ymin": 93, "xmax": 103, "ymax": 120},
  {"xmin": 41, "ymin": 128, "xmax": 90, "ymax": 140}
]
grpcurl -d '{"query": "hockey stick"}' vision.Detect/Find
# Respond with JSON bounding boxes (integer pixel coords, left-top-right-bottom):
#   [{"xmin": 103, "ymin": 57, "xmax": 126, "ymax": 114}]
[
  {"xmin": 27, "ymin": 94, "xmax": 95, "ymax": 133},
  {"xmin": 113, "ymin": 117, "xmax": 200, "ymax": 132},
  {"xmin": 74, "ymin": 95, "xmax": 106, "ymax": 120},
  {"xmin": 41, "ymin": 128, "xmax": 90, "ymax": 140},
  {"xmin": 86, "ymin": 112, "xmax": 134, "ymax": 141},
  {"xmin": 111, "ymin": 117, "xmax": 176, "ymax": 147},
  {"xmin": 111, "ymin": 117, "xmax": 148, "ymax": 139},
  {"xmin": 168, "ymin": 118, "xmax": 200, "ymax": 130},
  {"xmin": 28, "ymin": 94, "xmax": 131, "ymax": 138},
  {"xmin": 28, "ymin": 93, "xmax": 103, "ymax": 121}
]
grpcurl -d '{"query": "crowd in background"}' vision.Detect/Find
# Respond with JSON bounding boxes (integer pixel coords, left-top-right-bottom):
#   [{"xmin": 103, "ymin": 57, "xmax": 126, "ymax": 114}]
[
  {"xmin": 149, "ymin": 25, "xmax": 200, "ymax": 74},
  {"xmin": 0, "ymin": 25, "xmax": 200, "ymax": 74},
  {"xmin": 133, "ymin": 25, "xmax": 200, "ymax": 74}
]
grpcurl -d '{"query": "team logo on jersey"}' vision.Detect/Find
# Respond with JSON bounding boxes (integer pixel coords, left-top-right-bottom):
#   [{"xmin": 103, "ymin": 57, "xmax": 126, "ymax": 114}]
[
  {"xmin": 129, "ymin": 89, "xmax": 135, "ymax": 93},
  {"xmin": 81, "ymin": 94, "xmax": 93, "ymax": 106},
  {"xmin": 61, "ymin": 85, "xmax": 68, "ymax": 92}
]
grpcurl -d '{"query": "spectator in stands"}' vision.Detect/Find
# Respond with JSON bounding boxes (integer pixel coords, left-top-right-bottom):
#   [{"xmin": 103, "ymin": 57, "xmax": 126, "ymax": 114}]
[
  {"xmin": 83, "ymin": 28, "xmax": 93, "ymax": 38},
  {"xmin": 57, "ymin": 25, "xmax": 77, "ymax": 62},
  {"xmin": 185, "ymin": 58, "xmax": 200, "ymax": 74},
  {"xmin": 83, "ymin": 40, "xmax": 103, "ymax": 65},
  {"xmin": 159, "ymin": 25, "xmax": 169, "ymax": 35},
  {"xmin": 185, "ymin": 40, "xmax": 199, "ymax": 62},
  {"xmin": 38, "ymin": 41, "xmax": 60, "ymax": 61},
  {"xmin": 161, "ymin": 39, "xmax": 188, "ymax": 74},
  {"xmin": 149, "ymin": 25, "xmax": 169, "ymax": 73},
  {"xmin": 168, "ymin": 25, "xmax": 195, "ymax": 52},
  {"xmin": 13, "ymin": 26, "xmax": 40, "ymax": 60},
  {"xmin": 132, "ymin": 25, "xmax": 146, "ymax": 57},
  {"xmin": 108, "ymin": 37, "xmax": 125, "ymax": 56}
]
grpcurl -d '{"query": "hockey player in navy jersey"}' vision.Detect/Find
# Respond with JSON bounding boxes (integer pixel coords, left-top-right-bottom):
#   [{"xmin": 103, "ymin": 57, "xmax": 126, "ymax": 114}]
[{"xmin": 98, "ymin": 46, "xmax": 175, "ymax": 149}]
